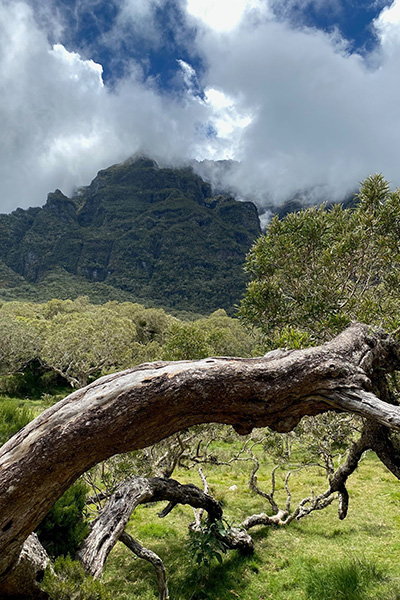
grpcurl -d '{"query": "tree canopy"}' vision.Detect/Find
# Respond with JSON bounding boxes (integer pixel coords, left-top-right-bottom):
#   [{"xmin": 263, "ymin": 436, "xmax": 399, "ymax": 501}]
[{"xmin": 239, "ymin": 174, "xmax": 400, "ymax": 343}]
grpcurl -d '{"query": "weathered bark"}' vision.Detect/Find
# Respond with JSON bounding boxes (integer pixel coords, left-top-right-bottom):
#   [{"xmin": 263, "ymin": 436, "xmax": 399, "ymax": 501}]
[
  {"xmin": 0, "ymin": 535, "xmax": 50, "ymax": 600},
  {"xmin": 78, "ymin": 472, "xmax": 252, "ymax": 599},
  {"xmin": 78, "ymin": 476, "xmax": 223, "ymax": 578},
  {"xmin": 1, "ymin": 323, "xmax": 400, "ymax": 594}
]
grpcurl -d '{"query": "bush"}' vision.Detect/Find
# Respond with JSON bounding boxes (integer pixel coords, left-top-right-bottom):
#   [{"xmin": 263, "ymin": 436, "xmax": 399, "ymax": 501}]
[
  {"xmin": 36, "ymin": 481, "xmax": 90, "ymax": 558},
  {"xmin": 0, "ymin": 398, "xmax": 33, "ymax": 445}
]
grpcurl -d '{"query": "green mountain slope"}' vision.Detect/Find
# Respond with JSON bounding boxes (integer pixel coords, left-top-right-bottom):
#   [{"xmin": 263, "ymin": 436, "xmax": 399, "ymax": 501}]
[{"xmin": 0, "ymin": 157, "xmax": 261, "ymax": 313}]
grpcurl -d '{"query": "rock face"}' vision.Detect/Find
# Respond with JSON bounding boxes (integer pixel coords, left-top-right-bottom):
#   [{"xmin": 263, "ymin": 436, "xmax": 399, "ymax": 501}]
[{"xmin": 0, "ymin": 158, "xmax": 261, "ymax": 313}]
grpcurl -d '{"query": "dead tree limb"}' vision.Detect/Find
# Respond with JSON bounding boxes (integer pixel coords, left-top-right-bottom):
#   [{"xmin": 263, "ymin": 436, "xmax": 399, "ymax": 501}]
[
  {"xmin": 78, "ymin": 473, "xmax": 252, "ymax": 598},
  {"xmin": 120, "ymin": 532, "xmax": 169, "ymax": 600},
  {"xmin": 78, "ymin": 475, "xmax": 224, "ymax": 578},
  {"xmin": 242, "ymin": 418, "xmax": 380, "ymax": 531},
  {"xmin": 1, "ymin": 323, "xmax": 400, "ymax": 594}
]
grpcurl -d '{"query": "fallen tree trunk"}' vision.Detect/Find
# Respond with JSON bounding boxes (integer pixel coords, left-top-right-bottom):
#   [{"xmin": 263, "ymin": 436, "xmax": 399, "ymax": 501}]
[{"xmin": 1, "ymin": 323, "xmax": 400, "ymax": 594}]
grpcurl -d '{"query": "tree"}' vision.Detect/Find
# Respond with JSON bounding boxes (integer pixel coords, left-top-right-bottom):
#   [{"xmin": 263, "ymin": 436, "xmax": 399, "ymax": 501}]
[
  {"xmin": 162, "ymin": 309, "xmax": 257, "ymax": 360},
  {"xmin": 0, "ymin": 313, "xmax": 40, "ymax": 374},
  {"xmin": 2, "ymin": 175, "xmax": 400, "ymax": 598},
  {"xmin": 39, "ymin": 307, "xmax": 138, "ymax": 387},
  {"xmin": 1, "ymin": 323, "xmax": 400, "ymax": 597},
  {"xmin": 239, "ymin": 174, "xmax": 400, "ymax": 343}
]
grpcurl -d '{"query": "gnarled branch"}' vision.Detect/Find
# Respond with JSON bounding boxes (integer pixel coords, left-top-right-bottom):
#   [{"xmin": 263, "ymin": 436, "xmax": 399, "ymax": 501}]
[{"xmin": 1, "ymin": 323, "xmax": 400, "ymax": 593}]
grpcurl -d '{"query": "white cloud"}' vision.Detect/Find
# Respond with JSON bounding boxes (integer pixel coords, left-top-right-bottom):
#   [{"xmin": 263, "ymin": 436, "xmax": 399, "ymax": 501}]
[
  {"xmin": 374, "ymin": 0, "xmax": 400, "ymax": 45},
  {"xmin": 3, "ymin": 0, "xmax": 400, "ymax": 216},
  {"xmin": 176, "ymin": 59, "xmax": 198, "ymax": 93},
  {"xmin": 115, "ymin": 0, "xmax": 166, "ymax": 46},
  {"xmin": 185, "ymin": 5, "xmax": 400, "ymax": 206},
  {"xmin": 51, "ymin": 44, "xmax": 104, "ymax": 87},
  {"xmin": 203, "ymin": 88, "xmax": 252, "ymax": 146},
  {"xmin": 0, "ymin": 1, "xmax": 209, "ymax": 212},
  {"xmin": 186, "ymin": 0, "xmax": 267, "ymax": 32}
]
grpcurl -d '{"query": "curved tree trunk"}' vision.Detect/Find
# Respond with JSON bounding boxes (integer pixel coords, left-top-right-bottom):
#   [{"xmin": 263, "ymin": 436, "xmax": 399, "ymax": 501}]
[
  {"xmin": 78, "ymin": 476, "xmax": 224, "ymax": 578},
  {"xmin": 1, "ymin": 323, "xmax": 400, "ymax": 594},
  {"xmin": 77, "ymin": 473, "xmax": 253, "ymax": 600}
]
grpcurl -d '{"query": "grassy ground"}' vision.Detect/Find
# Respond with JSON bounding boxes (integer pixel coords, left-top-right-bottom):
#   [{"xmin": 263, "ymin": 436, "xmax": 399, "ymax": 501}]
[
  {"xmin": 2, "ymin": 395, "xmax": 400, "ymax": 599},
  {"xmin": 102, "ymin": 449, "xmax": 400, "ymax": 600}
]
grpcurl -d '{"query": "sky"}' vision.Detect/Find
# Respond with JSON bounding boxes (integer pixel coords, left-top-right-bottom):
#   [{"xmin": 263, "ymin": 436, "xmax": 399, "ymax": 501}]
[{"xmin": 1, "ymin": 0, "xmax": 400, "ymax": 216}]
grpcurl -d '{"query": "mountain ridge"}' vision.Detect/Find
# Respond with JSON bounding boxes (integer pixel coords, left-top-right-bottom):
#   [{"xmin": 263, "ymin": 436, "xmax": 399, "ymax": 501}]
[{"xmin": 0, "ymin": 157, "xmax": 261, "ymax": 314}]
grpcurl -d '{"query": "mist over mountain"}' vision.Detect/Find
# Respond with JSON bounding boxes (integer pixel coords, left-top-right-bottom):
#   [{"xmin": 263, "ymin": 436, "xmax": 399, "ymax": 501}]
[{"xmin": 0, "ymin": 157, "xmax": 261, "ymax": 314}]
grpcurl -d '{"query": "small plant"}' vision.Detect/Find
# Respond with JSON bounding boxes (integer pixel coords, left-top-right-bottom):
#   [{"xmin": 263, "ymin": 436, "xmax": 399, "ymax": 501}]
[
  {"xmin": 187, "ymin": 519, "xmax": 231, "ymax": 580},
  {"xmin": 0, "ymin": 398, "xmax": 33, "ymax": 445},
  {"xmin": 41, "ymin": 555, "xmax": 110, "ymax": 600}
]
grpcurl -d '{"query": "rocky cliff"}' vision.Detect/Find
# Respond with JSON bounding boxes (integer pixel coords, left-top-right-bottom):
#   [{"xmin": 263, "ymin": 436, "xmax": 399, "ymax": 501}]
[{"xmin": 0, "ymin": 157, "xmax": 261, "ymax": 313}]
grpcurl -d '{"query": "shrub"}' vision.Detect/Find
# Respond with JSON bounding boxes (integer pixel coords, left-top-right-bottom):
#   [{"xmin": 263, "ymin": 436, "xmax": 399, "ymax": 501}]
[
  {"xmin": 0, "ymin": 398, "xmax": 33, "ymax": 445},
  {"xmin": 36, "ymin": 481, "xmax": 90, "ymax": 558}
]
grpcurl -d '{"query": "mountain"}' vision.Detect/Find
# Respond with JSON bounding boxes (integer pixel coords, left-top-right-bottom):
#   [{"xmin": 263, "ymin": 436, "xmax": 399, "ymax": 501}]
[{"xmin": 0, "ymin": 157, "xmax": 261, "ymax": 314}]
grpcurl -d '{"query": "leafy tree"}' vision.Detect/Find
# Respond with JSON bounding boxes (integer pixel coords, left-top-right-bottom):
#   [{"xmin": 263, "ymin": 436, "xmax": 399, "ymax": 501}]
[
  {"xmin": 162, "ymin": 310, "xmax": 258, "ymax": 361},
  {"xmin": 162, "ymin": 322, "xmax": 213, "ymax": 360},
  {"xmin": 40, "ymin": 307, "xmax": 138, "ymax": 387},
  {"xmin": 0, "ymin": 313, "xmax": 40, "ymax": 374},
  {"xmin": 111, "ymin": 302, "xmax": 173, "ymax": 345},
  {"xmin": 239, "ymin": 174, "xmax": 400, "ymax": 343}
]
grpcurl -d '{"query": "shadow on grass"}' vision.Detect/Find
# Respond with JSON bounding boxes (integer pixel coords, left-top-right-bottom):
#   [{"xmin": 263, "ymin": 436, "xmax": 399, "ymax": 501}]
[
  {"xmin": 171, "ymin": 550, "xmax": 262, "ymax": 600},
  {"xmin": 104, "ymin": 532, "xmax": 264, "ymax": 600}
]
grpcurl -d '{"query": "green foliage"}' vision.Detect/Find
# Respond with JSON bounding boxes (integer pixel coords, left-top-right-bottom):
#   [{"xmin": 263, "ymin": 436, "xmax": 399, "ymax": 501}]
[
  {"xmin": 36, "ymin": 481, "xmax": 89, "ymax": 558},
  {"xmin": 162, "ymin": 322, "xmax": 213, "ymax": 360},
  {"xmin": 0, "ymin": 298, "xmax": 259, "ymax": 393},
  {"xmin": 162, "ymin": 309, "xmax": 258, "ymax": 361},
  {"xmin": 0, "ymin": 361, "xmax": 61, "ymax": 398},
  {"xmin": 0, "ymin": 398, "xmax": 33, "ymax": 445},
  {"xmin": 40, "ymin": 307, "xmax": 138, "ymax": 387},
  {"xmin": 302, "ymin": 557, "xmax": 386, "ymax": 600},
  {"xmin": 239, "ymin": 174, "xmax": 400, "ymax": 342},
  {"xmin": 0, "ymin": 312, "xmax": 40, "ymax": 374},
  {"xmin": 41, "ymin": 555, "xmax": 110, "ymax": 600},
  {"xmin": 187, "ymin": 520, "xmax": 231, "ymax": 580}
]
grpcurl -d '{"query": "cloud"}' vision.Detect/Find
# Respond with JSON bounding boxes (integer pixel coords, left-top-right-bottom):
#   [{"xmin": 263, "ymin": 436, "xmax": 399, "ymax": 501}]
[
  {"xmin": 2, "ymin": 0, "xmax": 400, "ymax": 217},
  {"xmin": 374, "ymin": 0, "xmax": 400, "ymax": 44},
  {"xmin": 0, "ymin": 1, "xmax": 208, "ymax": 212},
  {"xmin": 186, "ymin": 0, "xmax": 267, "ymax": 33},
  {"xmin": 185, "ymin": 2, "xmax": 400, "ymax": 208},
  {"xmin": 0, "ymin": 2, "xmax": 110, "ymax": 212}
]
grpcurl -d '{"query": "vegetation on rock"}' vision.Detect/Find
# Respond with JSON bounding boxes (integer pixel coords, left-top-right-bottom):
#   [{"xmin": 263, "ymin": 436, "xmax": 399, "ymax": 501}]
[{"xmin": 0, "ymin": 157, "xmax": 261, "ymax": 313}]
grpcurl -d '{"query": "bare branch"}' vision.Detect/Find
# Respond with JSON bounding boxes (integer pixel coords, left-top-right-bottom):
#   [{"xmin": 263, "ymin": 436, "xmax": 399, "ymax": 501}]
[{"xmin": 120, "ymin": 532, "xmax": 169, "ymax": 600}]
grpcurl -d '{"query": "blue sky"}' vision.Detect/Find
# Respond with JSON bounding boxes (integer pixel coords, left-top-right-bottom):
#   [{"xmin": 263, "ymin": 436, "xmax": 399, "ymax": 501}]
[{"xmin": 0, "ymin": 0, "xmax": 400, "ymax": 215}]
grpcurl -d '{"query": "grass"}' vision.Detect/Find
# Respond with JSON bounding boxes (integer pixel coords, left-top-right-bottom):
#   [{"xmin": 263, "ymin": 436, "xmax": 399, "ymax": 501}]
[
  {"xmin": 101, "ymin": 450, "xmax": 400, "ymax": 600},
  {"xmin": 2, "ymin": 395, "xmax": 400, "ymax": 599}
]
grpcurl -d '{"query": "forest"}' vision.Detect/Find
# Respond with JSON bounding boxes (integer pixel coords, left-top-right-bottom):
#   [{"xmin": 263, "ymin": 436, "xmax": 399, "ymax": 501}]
[{"xmin": 1, "ymin": 174, "xmax": 400, "ymax": 600}]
